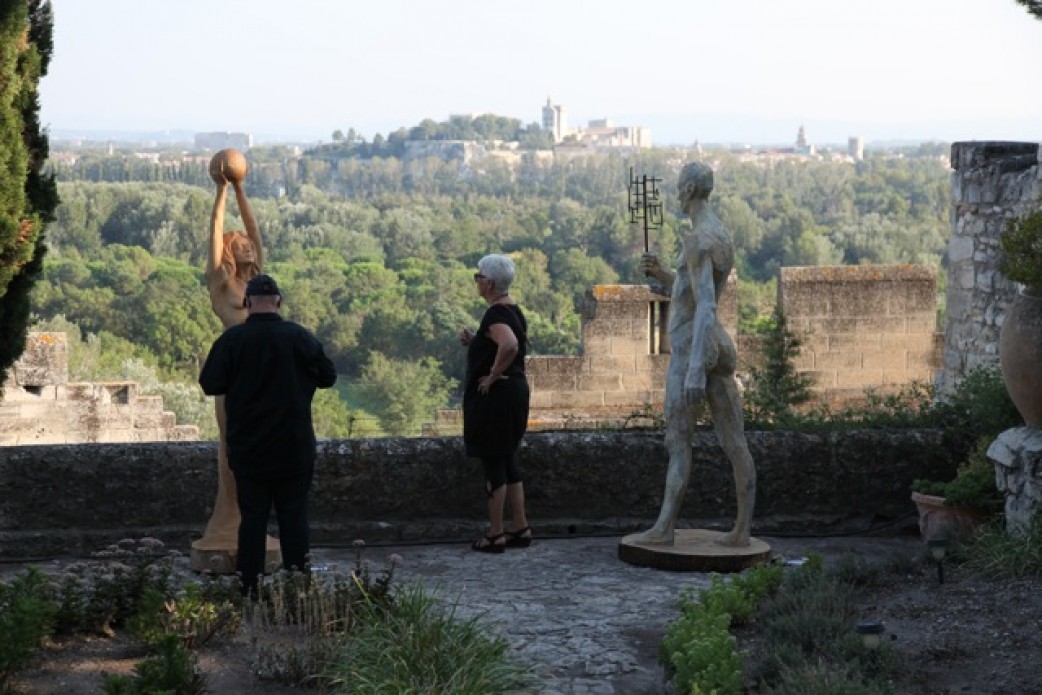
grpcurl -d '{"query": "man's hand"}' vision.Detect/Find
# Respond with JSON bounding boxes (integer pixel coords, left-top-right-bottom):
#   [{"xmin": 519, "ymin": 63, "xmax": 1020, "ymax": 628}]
[{"xmin": 459, "ymin": 327, "xmax": 474, "ymax": 346}]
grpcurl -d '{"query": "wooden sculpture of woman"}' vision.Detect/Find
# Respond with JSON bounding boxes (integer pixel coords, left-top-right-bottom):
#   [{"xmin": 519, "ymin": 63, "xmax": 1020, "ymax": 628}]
[{"xmin": 190, "ymin": 148, "xmax": 278, "ymax": 572}]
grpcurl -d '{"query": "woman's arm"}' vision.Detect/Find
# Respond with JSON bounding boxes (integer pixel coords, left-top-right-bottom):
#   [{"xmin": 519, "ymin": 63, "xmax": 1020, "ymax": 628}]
[{"xmin": 477, "ymin": 322, "xmax": 518, "ymax": 394}]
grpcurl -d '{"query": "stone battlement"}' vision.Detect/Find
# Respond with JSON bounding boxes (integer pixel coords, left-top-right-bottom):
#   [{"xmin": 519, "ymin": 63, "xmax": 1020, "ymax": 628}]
[
  {"xmin": 522, "ymin": 263, "xmax": 940, "ymax": 428},
  {"xmin": 0, "ymin": 332, "xmax": 199, "ymax": 445}
]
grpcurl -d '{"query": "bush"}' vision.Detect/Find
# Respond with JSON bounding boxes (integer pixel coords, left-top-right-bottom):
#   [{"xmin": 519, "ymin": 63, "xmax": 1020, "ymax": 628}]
[
  {"xmin": 102, "ymin": 633, "xmax": 206, "ymax": 695},
  {"xmin": 0, "ymin": 567, "xmax": 58, "ymax": 689},
  {"xmin": 930, "ymin": 365, "xmax": 1021, "ymax": 456},
  {"xmin": 749, "ymin": 556, "xmax": 899, "ymax": 689},
  {"xmin": 324, "ymin": 581, "xmax": 529, "ymax": 693},
  {"xmin": 1000, "ymin": 209, "xmax": 1042, "ymax": 291},
  {"xmin": 50, "ymin": 538, "xmax": 181, "ymax": 636},
  {"xmin": 661, "ymin": 564, "xmax": 783, "ymax": 694},
  {"xmin": 964, "ymin": 516, "xmax": 1042, "ymax": 578}
]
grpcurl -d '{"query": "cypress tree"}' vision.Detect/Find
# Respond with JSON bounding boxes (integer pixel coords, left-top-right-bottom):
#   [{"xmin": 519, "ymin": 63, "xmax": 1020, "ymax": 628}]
[
  {"xmin": 0, "ymin": 0, "xmax": 58, "ymax": 389},
  {"xmin": 744, "ymin": 304, "xmax": 815, "ymax": 425}
]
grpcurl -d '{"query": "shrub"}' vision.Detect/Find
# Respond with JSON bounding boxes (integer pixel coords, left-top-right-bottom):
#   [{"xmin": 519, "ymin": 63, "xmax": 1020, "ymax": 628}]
[
  {"xmin": 102, "ymin": 633, "xmax": 206, "ymax": 695},
  {"xmin": 964, "ymin": 516, "xmax": 1042, "ymax": 578},
  {"xmin": 748, "ymin": 557, "xmax": 900, "ymax": 690},
  {"xmin": 744, "ymin": 305, "xmax": 815, "ymax": 426},
  {"xmin": 126, "ymin": 583, "xmax": 240, "ymax": 650},
  {"xmin": 930, "ymin": 365, "xmax": 1021, "ymax": 457},
  {"xmin": 50, "ymin": 538, "xmax": 181, "ymax": 636},
  {"xmin": 1000, "ymin": 209, "xmax": 1042, "ymax": 292},
  {"xmin": 324, "ymin": 581, "xmax": 529, "ymax": 694},
  {"xmin": 912, "ymin": 436, "xmax": 1004, "ymax": 513},
  {"xmin": 660, "ymin": 564, "xmax": 783, "ymax": 695},
  {"xmin": 0, "ymin": 567, "xmax": 58, "ymax": 689}
]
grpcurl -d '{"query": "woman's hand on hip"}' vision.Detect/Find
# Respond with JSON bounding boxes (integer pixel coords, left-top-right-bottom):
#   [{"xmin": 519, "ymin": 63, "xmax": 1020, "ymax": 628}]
[{"xmin": 477, "ymin": 373, "xmax": 504, "ymax": 394}]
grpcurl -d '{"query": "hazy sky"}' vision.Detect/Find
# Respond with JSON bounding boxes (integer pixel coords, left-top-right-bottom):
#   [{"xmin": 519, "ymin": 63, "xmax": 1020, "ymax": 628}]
[{"xmin": 41, "ymin": 0, "xmax": 1042, "ymax": 145}]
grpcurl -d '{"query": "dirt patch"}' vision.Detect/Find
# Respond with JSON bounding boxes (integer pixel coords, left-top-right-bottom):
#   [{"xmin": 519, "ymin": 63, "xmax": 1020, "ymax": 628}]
[
  {"xmin": 856, "ymin": 565, "xmax": 1042, "ymax": 694},
  {"xmin": 736, "ymin": 558, "xmax": 1042, "ymax": 694}
]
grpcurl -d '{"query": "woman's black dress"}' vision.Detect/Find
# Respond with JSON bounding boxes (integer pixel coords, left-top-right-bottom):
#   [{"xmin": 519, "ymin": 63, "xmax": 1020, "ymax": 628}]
[{"xmin": 463, "ymin": 304, "xmax": 530, "ymax": 459}]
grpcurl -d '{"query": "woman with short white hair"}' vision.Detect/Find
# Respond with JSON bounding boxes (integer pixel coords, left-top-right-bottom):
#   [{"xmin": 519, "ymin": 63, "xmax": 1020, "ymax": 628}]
[{"xmin": 458, "ymin": 254, "xmax": 533, "ymax": 552}]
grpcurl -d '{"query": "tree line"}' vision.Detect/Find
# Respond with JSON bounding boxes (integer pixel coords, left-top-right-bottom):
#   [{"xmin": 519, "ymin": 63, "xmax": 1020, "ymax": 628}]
[{"xmin": 32, "ymin": 139, "xmax": 952, "ymax": 437}]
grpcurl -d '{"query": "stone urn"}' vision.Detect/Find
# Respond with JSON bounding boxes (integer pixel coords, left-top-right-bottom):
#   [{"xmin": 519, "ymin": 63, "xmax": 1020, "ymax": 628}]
[
  {"xmin": 999, "ymin": 289, "xmax": 1042, "ymax": 427},
  {"xmin": 910, "ymin": 491, "xmax": 985, "ymax": 542}
]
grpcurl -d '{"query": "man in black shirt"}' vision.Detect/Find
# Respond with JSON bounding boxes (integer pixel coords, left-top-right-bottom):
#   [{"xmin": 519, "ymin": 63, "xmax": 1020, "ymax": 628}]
[{"xmin": 199, "ymin": 274, "xmax": 337, "ymax": 596}]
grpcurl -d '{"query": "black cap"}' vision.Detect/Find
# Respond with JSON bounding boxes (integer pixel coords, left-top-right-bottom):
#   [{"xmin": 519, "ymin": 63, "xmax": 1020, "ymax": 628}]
[{"xmin": 245, "ymin": 274, "xmax": 281, "ymax": 296}]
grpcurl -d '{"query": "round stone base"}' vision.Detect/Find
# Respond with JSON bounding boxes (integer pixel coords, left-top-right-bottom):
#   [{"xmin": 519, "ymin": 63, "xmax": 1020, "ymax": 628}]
[
  {"xmin": 189, "ymin": 535, "xmax": 282, "ymax": 574},
  {"xmin": 618, "ymin": 528, "xmax": 772, "ymax": 572}
]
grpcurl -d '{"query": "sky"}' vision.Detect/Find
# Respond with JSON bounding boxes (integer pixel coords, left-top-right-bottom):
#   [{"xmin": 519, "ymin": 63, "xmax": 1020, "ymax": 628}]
[{"xmin": 40, "ymin": 0, "xmax": 1042, "ymax": 147}]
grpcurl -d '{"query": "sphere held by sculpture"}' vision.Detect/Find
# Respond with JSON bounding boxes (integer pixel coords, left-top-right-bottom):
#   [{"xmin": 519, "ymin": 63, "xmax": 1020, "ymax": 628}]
[{"xmin": 209, "ymin": 148, "xmax": 248, "ymax": 184}]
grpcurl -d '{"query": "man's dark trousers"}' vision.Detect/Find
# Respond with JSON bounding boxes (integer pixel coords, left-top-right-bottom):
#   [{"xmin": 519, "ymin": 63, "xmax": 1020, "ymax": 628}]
[{"xmin": 234, "ymin": 469, "xmax": 313, "ymax": 596}]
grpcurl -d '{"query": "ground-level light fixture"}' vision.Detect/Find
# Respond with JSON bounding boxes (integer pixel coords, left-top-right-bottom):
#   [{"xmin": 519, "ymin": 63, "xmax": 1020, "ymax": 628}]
[
  {"xmin": 855, "ymin": 620, "xmax": 885, "ymax": 649},
  {"xmin": 926, "ymin": 538, "xmax": 949, "ymax": 584}
]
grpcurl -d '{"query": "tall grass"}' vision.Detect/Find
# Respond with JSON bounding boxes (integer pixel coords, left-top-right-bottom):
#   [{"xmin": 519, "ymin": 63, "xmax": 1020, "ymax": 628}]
[{"xmin": 324, "ymin": 581, "xmax": 530, "ymax": 694}]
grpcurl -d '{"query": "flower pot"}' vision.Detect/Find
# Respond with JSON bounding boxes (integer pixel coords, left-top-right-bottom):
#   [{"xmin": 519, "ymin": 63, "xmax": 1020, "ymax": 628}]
[
  {"xmin": 999, "ymin": 289, "xmax": 1042, "ymax": 427},
  {"xmin": 911, "ymin": 491, "xmax": 985, "ymax": 542}
]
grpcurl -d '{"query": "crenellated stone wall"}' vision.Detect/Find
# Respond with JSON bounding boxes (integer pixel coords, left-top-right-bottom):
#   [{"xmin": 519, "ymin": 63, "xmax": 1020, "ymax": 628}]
[
  {"xmin": 525, "ymin": 278, "xmax": 737, "ymax": 428},
  {"xmin": 522, "ymin": 264, "xmax": 940, "ymax": 427},
  {"xmin": 940, "ymin": 141, "xmax": 1041, "ymax": 391},
  {"xmin": 781, "ymin": 265, "xmax": 942, "ymax": 408},
  {"xmin": 0, "ymin": 332, "xmax": 198, "ymax": 445}
]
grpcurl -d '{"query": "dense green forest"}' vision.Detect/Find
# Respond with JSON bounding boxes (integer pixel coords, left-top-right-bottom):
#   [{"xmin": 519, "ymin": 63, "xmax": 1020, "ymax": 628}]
[{"xmin": 32, "ymin": 132, "xmax": 952, "ymax": 437}]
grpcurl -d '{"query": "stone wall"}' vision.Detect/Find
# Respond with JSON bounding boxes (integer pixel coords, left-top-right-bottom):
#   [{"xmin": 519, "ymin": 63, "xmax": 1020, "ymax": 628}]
[
  {"xmin": 0, "ymin": 332, "xmax": 198, "ymax": 445},
  {"xmin": 0, "ymin": 429, "xmax": 954, "ymax": 558},
  {"xmin": 525, "ymin": 278, "xmax": 737, "ymax": 428},
  {"xmin": 940, "ymin": 141, "xmax": 1041, "ymax": 391},
  {"xmin": 522, "ymin": 263, "xmax": 940, "ymax": 427},
  {"xmin": 780, "ymin": 265, "xmax": 942, "ymax": 408}
]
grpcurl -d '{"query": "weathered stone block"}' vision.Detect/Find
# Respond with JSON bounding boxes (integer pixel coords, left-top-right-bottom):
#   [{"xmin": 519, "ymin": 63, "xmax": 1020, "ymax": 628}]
[
  {"xmin": 855, "ymin": 317, "xmax": 908, "ymax": 335},
  {"xmin": 587, "ymin": 355, "xmax": 637, "ymax": 374},
  {"xmin": 610, "ymin": 338, "xmax": 648, "ymax": 357},
  {"xmin": 576, "ymin": 374, "xmax": 623, "ymax": 391},
  {"xmin": 862, "ymin": 351, "xmax": 909, "ymax": 370},
  {"xmin": 814, "ymin": 351, "xmax": 862, "ymax": 369},
  {"xmin": 835, "ymin": 369, "xmax": 885, "ymax": 388}
]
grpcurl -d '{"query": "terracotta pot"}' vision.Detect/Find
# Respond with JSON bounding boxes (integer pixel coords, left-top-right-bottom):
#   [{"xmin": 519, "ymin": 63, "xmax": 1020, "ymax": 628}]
[
  {"xmin": 911, "ymin": 491, "xmax": 985, "ymax": 542},
  {"xmin": 999, "ymin": 289, "xmax": 1042, "ymax": 427}
]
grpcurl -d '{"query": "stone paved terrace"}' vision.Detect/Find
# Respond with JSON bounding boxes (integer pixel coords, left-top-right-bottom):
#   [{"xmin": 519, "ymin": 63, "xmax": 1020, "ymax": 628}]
[{"xmin": 1, "ymin": 533, "xmax": 923, "ymax": 694}]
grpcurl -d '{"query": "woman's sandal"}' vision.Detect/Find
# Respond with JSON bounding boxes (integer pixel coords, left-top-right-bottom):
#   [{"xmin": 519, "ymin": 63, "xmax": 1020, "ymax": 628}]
[
  {"xmin": 472, "ymin": 533, "xmax": 506, "ymax": 554},
  {"xmin": 505, "ymin": 527, "xmax": 533, "ymax": 548}
]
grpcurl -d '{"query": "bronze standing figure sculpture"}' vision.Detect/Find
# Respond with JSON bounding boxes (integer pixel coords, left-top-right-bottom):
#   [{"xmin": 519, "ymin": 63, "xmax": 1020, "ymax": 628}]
[{"xmin": 620, "ymin": 162, "xmax": 768, "ymax": 571}]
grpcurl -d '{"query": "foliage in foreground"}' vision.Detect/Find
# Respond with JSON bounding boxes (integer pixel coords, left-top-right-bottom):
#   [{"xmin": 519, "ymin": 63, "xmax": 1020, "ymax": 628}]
[
  {"xmin": 0, "ymin": 538, "xmax": 525, "ymax": 693},
  {"xmin": 661, "ymin": 554, "xmax": 912, "ymax": 694},
  {"xmin": 748, "ymin": 555, "xmax": 899, "ymax": 693},
  {"xmin": 963, "ymin": 516, "xmax": 1042, "ymax": 578},
  {"xmin": 102, "ymin": 634, "xmax": 206, "ymax": 695},
  {"xmin": 912, "ymin": 435, "xmax": 1005, "ymax": 513},
  {"xmin": 325, "ymin": 580, "xmax": 530, "ymax": 694},
  {"xmin": 0, "ymin": 567, "xmax": 57, "ymax": 690},
  {"xmin": 660, "ymin": 563, "xmax": 783, "ymax": 694}
]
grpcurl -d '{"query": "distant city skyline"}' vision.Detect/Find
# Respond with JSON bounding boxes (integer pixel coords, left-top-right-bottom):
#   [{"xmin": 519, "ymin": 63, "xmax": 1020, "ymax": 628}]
[{"xmin": 41, "ymin": 0, "xmax": 1042, "ymax": 147}]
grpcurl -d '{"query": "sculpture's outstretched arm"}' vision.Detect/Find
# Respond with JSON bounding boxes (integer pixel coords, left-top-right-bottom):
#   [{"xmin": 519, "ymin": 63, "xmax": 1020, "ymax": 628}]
[
  {"xmin": 207, "ymin": 180, "xmax": 229, "ymax": 281},
  {"xmin": 232, "ymin": 180, "xmax": 263, "ymax": 270}
]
